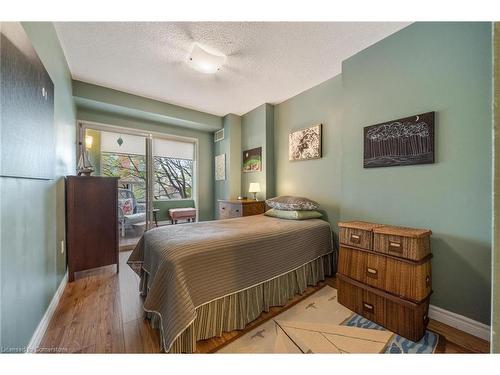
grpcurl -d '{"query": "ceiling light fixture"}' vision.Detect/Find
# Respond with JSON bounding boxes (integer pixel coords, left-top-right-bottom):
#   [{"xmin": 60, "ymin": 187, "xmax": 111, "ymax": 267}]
[{"xmin": 188, "ymin": 43, "xmax": 226, "ymax": 74}]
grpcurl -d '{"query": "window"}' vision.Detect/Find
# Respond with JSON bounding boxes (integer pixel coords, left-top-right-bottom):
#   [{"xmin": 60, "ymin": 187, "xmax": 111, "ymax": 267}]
[
  {"xmin": 99, "ymin": 131, "xmax": 195, "ymax": 201},
  {"xmin": 101, "ymin": 151, "xmax": 146, "ymax": 201},
  {"xmin": 153, "ymin": 138, "xmax": 194, "ymax": 200}
]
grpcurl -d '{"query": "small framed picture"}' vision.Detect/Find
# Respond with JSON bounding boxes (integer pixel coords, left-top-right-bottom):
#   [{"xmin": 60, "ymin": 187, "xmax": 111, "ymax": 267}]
[
  {"xmin": 242, "ymin": 147, "xmax": 262, "ymax": 172},
  {"xmin": 215, "ymin": 154, "xmax": 225, "ymax": 181}
]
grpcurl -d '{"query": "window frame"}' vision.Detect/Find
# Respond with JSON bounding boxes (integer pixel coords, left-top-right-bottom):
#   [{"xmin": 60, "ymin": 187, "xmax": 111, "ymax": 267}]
[{"xmin": 78, "ymin": 120, "xmax": 199, "ymax": 207}]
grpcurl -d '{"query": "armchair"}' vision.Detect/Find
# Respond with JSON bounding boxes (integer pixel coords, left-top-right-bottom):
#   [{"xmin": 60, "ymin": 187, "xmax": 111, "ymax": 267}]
[{"xmin": 118, "ymin": 188, "xmax": 146, "ymax": 237}]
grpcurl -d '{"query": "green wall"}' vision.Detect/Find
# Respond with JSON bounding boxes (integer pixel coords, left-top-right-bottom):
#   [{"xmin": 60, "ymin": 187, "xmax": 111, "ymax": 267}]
[
  {"xmin": 73, "ymin": 80, "xmax": 222, "ymax": 132},
  {"xmin": 274, "ymin": 22, "xmax": 492, "ymax": 324},
  {"xmin": 77, "ymin": 108, "xmax": 215, "ymax": 221},
  {"xmin": 241, "ymin": 104, "xmax": 275, "ymax": 200},
  {"xmin": 1, "ymin": 22, "xmax": 76, "ymax": 350},
  {"xmin": 275, "ymin": 75, "xmax": 344, "ymax": 226},
  {"xmin": 214, "ymin": 114, "xmax": 242, "ymax": 217},
  {"xmin": 493, "ymin": 22, "xmax": 499, "ymax": 352}
]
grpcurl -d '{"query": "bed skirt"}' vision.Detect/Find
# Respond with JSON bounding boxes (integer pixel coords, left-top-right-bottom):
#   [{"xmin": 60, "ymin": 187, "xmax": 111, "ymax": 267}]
[{"xmin": 142, "ymin": 252, "xmax": 335, "ymax": 353}]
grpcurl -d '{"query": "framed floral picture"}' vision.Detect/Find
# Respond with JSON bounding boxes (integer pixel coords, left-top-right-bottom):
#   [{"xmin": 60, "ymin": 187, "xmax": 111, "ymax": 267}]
[{"xmin": 215, "ymin": 154, "xmax": 225, "ymax": 181}]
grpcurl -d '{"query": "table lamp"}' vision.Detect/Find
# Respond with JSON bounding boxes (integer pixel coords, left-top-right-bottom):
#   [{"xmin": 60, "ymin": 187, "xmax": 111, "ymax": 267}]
[{"xmin": 249, "ymin": 183, "xmax": 261, "ymax": 201}]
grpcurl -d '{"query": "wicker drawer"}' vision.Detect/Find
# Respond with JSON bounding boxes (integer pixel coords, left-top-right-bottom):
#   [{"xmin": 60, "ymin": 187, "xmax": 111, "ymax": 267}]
[
  {"xmin": 373, "ymin": 226, "xmax": 431, "ymax": 261},
  {"xmin": 338, "ymin": 246, "xmax": 386, "ymax": 290},
  {"xmin": 338, "ymin": 221, "xmax": 384, "ymax": 250},
  {"xmin": 385, "ymin": 298, "xmax": 429, "ymax": 343},
  {"xmin": 338, "ymin": 246, "xmax": 432, "ymax": 302},
  {"xmin": 337, "ymin": 275, "xmax": 429, "ymax": 342},
  {"xmin": 337, "ymin": 275, "xmax": 386, "ymax": 325}
]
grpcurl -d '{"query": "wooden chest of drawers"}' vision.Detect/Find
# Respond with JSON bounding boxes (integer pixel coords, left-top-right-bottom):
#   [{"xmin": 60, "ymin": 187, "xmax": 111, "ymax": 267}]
[
  {"xmin": 337, "ymin": 221, "xmax": 432, "ymax": 342},
  {"xmin": 218, "ymin": 199, "xmax": 266, "ymax": 219}
]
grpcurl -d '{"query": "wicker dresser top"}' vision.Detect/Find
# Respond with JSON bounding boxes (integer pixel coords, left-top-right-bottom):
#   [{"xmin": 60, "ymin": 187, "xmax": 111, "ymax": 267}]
[
  {"xmin": 373, "ymin": 226, "xmax": 432, "ymax": 238},
  {"xmin": 337, "ymin": 221, "xmax": 385, "ymax": 231}
]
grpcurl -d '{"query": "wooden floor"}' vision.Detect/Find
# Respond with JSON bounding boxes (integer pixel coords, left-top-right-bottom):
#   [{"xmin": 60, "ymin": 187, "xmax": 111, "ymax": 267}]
[{"xmin": 39, "ymin": 251, "xmax": 490, "ymax": 354}]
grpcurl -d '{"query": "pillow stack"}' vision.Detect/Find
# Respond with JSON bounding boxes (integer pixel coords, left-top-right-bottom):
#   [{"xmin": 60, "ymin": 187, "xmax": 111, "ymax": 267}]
[{"xmin": 264, "ymin": 196, "xmax": 322, "ymax": 220}]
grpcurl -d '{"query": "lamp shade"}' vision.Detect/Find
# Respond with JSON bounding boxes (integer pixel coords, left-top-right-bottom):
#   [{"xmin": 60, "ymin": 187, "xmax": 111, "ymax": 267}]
[
  {"xmin": 248, "ymin": 183, "xmax": 261, "ymax": 193},
  {"xmin": 85, "ymin": 135, "xmax": 93, "ymax": 149}
]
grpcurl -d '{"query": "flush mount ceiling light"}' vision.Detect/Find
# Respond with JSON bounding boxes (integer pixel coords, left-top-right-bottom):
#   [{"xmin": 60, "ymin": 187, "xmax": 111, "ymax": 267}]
[{"xmin": 188, "ymin": 43, "xmax": 226, "ymax": 74}]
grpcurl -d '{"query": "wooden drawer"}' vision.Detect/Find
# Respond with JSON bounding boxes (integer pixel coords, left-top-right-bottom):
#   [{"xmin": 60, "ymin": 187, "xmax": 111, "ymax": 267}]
[
  {"xmin": 337, "ymin": 275, "xmax": 429, "ymax": 342},
  {"xmin": 219, "ymin": 201, "xmax": 242, "ymax": 219},
  {"xmin": 338, "ymin": 221, "xmax": 384, "ymax": 250},
  {"xmin": 338, "ymin": 246, "xmax": 432, "ymax": 302},
  {"xmin": 242, "ymin": 201, "xmax": 265, "ymax": 216},
  {"xmin": 373, "ymin": 226, "xmax": 431, "ymax": 261}
]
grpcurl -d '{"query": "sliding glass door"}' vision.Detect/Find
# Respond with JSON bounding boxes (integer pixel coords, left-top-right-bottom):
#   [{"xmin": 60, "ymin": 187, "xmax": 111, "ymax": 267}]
[
  {"xmin": 81, "ymin": 124, "xmax": 152, "ymax": 251},
  {"xmin": 79, "ymin": 121, "xmax": 197, "ymax": 251}
]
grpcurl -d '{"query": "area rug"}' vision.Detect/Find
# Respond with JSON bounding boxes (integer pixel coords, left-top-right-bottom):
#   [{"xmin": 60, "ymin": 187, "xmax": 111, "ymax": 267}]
[{"xmin": 217, "ymin": 285, "xmax": 441, "ymax": 354}]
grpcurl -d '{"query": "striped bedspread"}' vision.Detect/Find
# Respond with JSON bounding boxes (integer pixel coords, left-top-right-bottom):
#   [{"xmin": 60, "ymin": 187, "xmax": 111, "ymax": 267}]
[{"xmin": 127, "ymin": 214, "xmax": 334, "ymax": 352}]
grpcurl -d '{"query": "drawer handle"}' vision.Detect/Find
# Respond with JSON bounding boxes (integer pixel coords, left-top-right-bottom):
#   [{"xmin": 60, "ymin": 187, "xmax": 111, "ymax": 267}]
[
  {"xmin": 235, "ymin": 209, "xmax": 239, "ymax": 212},
  {"xmin": 221, "ymin": 207, "xmax": 226, "ymax": 210},
  {"xmin": 388, "ymin": 241, "xmax": 403, "ymax": 253},
  {"xmin": 362, "ymin": 302, "xmax": 374, "ymax": 313},
  {"xmin": 426, "ymin": 275, "xmax": 431, "ymax": 286},
  {"xmin": 366, "ymin": 267, "xmax": 378, "ymax": 278},
  {"xmin": 350, "ymin": 234, "xmax": 361, "ymax": 244}
]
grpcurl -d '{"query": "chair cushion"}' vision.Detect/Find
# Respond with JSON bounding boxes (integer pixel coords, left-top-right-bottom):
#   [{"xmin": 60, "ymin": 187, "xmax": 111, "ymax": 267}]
[
  {"xmin": 119, "ymin": 198, "xmax": 134, "ymax": 215},
  {"xmin": 124, "ymin": 212, "xmax": 146, "ymax": 223}
]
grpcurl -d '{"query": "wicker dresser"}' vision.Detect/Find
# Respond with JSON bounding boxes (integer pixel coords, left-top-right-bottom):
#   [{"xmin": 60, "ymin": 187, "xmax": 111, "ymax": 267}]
[{"xmin": 337, "ymin": 221, "xmax": 432, "ymax": 341}]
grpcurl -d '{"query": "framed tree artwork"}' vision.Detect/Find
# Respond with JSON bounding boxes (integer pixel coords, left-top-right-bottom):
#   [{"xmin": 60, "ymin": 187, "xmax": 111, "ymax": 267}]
[{"xmin": 363, "ymin": 112, "xmax": 435, "ymax": 168}]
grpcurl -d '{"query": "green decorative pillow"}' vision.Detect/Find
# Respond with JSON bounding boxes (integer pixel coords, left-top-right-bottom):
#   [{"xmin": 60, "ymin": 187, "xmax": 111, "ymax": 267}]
[{"xmin": 264, "ymin": 208, "xmax": 322, "ymax": 220}]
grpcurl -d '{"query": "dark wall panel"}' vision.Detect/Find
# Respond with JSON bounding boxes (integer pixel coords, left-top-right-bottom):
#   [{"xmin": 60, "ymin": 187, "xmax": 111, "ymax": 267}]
[{"xmin": 1, "ymin": 22, "xmax": 55, "ymax": 180}]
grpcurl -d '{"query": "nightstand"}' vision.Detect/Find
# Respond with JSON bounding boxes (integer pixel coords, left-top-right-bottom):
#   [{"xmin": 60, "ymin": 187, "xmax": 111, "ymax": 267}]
[{"xmin": 218, "ymin": 199, "xmax": 266, "ymax": 219}]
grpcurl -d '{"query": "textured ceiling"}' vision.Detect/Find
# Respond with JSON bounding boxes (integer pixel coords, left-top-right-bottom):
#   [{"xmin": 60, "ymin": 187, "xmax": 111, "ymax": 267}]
[{"xmin": 55, "ymin": 22, "xmax": 410, "ymax": 117}]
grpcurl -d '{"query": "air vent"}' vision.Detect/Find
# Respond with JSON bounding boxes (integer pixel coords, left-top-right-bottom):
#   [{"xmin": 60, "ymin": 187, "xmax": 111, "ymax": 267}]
[{"xmin": 214, "ymin": 129, "xmax": 224, "ymax": 142}]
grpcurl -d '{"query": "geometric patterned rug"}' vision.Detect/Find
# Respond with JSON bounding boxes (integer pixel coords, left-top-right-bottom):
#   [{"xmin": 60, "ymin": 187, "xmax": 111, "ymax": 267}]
[
  {"xmin": 218, "ymin": 286, "xmax": 441, "ymax": 354},
  {"xmin": 343, "ymin": 314, "xmax": 440, "ymax": 353}
]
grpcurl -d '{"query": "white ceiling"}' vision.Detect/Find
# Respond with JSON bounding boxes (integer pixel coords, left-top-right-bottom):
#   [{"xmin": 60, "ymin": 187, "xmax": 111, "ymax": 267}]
[{"xmin": 55, "ymin": 22, "xmax": 410, "ymax": 117}]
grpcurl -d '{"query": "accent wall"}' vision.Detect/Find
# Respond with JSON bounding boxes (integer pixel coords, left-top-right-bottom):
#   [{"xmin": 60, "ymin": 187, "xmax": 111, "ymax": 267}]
[
  {"xmin": 241, "ymin": 104, "xmax": 275, "ymax": 200},
  {"xmin": 274, "ymin": 22, "xmax": 492, "ymax": 325},
  {"xmin": 1, "ymin": 22, "xmax": 77, "ymax": 350},
  {"xmin": 214, "ymin": 113, "xmax": 242, "ymax": 217}
]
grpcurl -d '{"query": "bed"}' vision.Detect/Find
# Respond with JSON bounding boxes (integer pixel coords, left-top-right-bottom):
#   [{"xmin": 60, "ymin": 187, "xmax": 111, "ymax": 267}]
[{"xmin": 127, "ymin": 213, "xmax": 335, "ymax": 353}]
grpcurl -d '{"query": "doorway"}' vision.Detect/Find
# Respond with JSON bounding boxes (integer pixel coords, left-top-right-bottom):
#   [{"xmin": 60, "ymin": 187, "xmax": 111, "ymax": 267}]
[{"xmin": 79, "ymin": 121, "xmax": 198, "ymax": 251}]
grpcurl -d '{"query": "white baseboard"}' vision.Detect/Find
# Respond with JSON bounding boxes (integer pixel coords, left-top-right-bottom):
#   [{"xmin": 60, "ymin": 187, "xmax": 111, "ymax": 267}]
[
  {"xmin": 428, "ymin": 304, "xmax": 491, "ymax": 342},
  {"xmin": 26, "ymin": 272, "xmax": 68, "ymax": 353}
]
